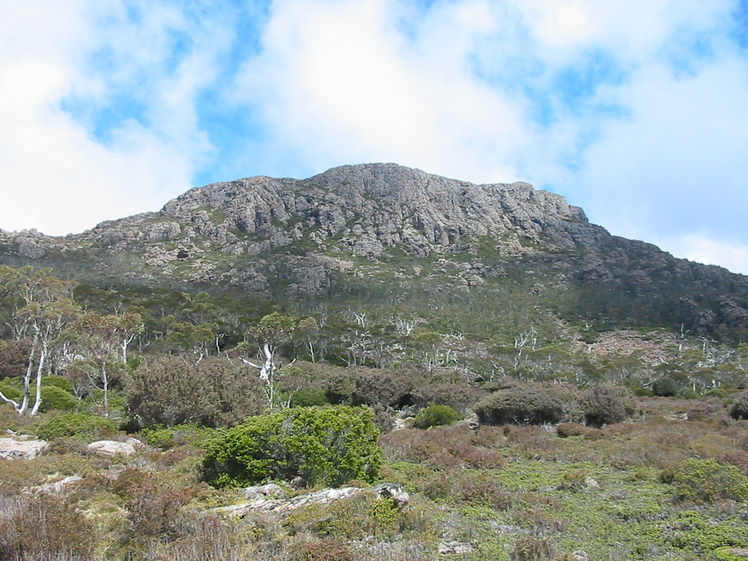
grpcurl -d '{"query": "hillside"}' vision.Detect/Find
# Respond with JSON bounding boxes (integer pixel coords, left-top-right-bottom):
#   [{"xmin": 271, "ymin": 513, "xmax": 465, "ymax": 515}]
[
  {"xmin": 1, "ymin": 163, "xmax": 747, "ymax": 342},
  {"xmin": 2, "ymin": 164, "xmax": 748, "ymax": 561}
]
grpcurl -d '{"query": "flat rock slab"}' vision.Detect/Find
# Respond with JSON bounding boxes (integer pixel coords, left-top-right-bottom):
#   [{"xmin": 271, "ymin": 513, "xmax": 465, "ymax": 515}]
[
  {"xmin": 216, "ymin": 483, "xmax": 409, "ymax": 518},
  {"xmin": 0, "ymin": 437, "xmax": 47, "ymax": 460},
  {"xmin": 86, "ymin": 438, "xmax": 144, "ymax": 457}
]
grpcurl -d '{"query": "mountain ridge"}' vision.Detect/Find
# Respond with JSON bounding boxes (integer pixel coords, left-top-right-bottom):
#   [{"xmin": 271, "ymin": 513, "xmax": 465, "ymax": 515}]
[{"xmin": 1, "ymin": 163, "xmax": 747, "ymax": 339}]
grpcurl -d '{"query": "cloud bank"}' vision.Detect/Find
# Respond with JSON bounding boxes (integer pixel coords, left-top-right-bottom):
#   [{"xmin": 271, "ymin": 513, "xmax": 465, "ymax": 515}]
[{"xmin": 1, "ymin": 0, "xmax": 747, "ymax": 275}]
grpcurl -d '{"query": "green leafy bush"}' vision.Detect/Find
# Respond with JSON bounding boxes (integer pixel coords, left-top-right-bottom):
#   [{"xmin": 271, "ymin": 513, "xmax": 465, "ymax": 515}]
[
  {"xmin": 474, "ymin": 383, "xmax": 566, "ymax": 426},
  {"xmin": 39, "ymin": 385, "xmax": 78, "ymax": 412},
  {"xmin": 203, "ymin": 405, "xmax": 382, "ymax": 488},
  {"xmin": 667, "ymin": 458, "xmax": 748, "ymax": 503},
  {"xmin": 139, "ymin": 424, "xmax": 217, "ymax": 449},
  {"xmin": 413, "ymin": 404, "xmax": 460, "ymax": 429},
  {"xmin": 36, "ymin": 412, "xmax": 116, "ymax": 441},
  {"xmin": 290, "ymin": 388, "xmax": 331, "ymax": 407},
  {"xmin": 44, "ymin": 375, "xmax": 74, "ymax": 393}
]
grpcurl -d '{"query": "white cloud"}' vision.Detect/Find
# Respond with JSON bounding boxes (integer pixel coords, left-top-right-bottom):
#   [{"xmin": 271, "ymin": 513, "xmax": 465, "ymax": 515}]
[
  {"xmin": 0, "ymin": 0, "xmax": 217, "ymax": 235},
  {"xmin": 657, "ymin": 233, "xmax": 748, "ymax": 275},
  {"xmin": 232, "ymin": 0, "xmax": 527, "ymax": 182},
  {"xmin": 572, "ymin": 57, "xmax": 748, "ymax": 246}
]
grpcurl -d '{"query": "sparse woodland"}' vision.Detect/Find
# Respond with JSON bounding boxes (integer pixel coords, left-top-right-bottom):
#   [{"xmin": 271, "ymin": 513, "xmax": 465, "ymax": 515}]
[{"xmin": 0, "ymin": 262, "xmax": 747, "ymax": 561}]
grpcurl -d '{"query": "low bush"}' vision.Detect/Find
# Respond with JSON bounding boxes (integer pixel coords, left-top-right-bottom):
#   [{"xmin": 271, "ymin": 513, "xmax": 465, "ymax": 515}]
[
  {"xmin": 666, "ymin": 458, "xmax": 748, "ymax": 503},
  {"xmin": 511, "ymin": 536, "xmax": 556, "ymax": 561},
  {"xmin": 652, "ymin": 377, "xmax": 678, "ymax": 397},
  {"xmin": 413, "ymin": 404, "xmax": 460, "ymax": 429},
  {"xmin": 0, "ymin": 493, "xmax": 95, "ymax": 561},
  {"xmin": 139, "ymin": 424, "xmax": 217, "ymax": 449},
  {"xmin": 203, "ymin": 405, "xmax": 382, "ymax": 488},
  {"xmin": 289, "ymin": 538, "xmax": 359, "ymax": 561},
  {"xmin": 474, "ymin": 382, "xmax": 566, "ymax": 426},
  {"xmin": 36, "ymin": 412, "xmax": 117, "ymax": 441},
  {"xmin": 290, "ymin": 387, "xmax": 331, "ymax": 407},
  {"xmin": 556, "ymin": 422, "xmax": 602, "ymax": 439},
  {"xmin": 380, "ymin": 425, "xmax": 504, "ymax": 469},
  {"xmin": 581, "ymin": 385, "xmax": 629, "ymax": 427},
  {"xmin": 730, "ymin": 390, "xmax": 748, "ymax": 420}
]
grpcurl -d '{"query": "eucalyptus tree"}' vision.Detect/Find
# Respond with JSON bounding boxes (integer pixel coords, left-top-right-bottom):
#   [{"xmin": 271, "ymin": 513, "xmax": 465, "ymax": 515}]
[
  {"xmin": 74, "ymin": 311, "xmax": 144, "ymax": 416},
  {"xmin": 0, "ymin": 265, "xmax": 79, "ymax": 415},
  {"xmin": 240, "ymin": 312, "xmax": 298, "ymax": 410}
]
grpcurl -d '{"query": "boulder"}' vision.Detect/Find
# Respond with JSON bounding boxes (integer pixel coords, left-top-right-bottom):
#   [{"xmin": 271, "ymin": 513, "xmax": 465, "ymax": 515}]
[
  {"xmin": 86, "ymin": 437, "xmax": 144, "ymax": 457},
  {"xmin": 0, "ymin": 437, "xmax": 47, "ymax": 459}
]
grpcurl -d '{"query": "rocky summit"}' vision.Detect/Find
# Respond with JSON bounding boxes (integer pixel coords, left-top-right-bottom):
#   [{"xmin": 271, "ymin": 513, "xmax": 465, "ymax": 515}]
[{"xmin": 1, "ymin": 163, "xmax": 747, "ymax": 338}]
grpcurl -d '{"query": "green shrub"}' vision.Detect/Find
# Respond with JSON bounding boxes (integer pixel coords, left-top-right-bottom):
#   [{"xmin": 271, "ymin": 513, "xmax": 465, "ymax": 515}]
[
  {"xmin": 203, "ymin": 405, "xmax": 382, "ymax": 488},
  {"xmin": 290, "ymin": 388, "xmax": 331, "ymax": 407},
  {"xmin": 139, "ymin": 424, "xmax": 217, "ymax": 449},
  {"xmin": 667, "ymin": 458, "xmax": 748, "ymax": 503},
  {"xmin": 730, "ymin": 390, "xmax": 748, "ymax": 420},
  {"xmin": 474, "ymin": 383, "xmax": 565, "ymax": 426},
  {"xmin": 413, "ymin": 404, "xmax": 460, "ymax": 429},
  {"xmin": 44, "ymin": 376, "xmax": 74, "ymax": 393},
  {"xmin": 39, "ymin": 385, "xmax": 78, "ymax": 412},
  {"xmin": 36, "ymin": 412, "xmax": 117, "ymax": 441}
]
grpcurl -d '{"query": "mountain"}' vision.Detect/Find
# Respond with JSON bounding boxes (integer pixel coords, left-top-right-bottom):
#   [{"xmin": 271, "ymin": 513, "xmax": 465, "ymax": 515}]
[{"xmin": 1, "ymin": 163, "xmax": 747, "ymax": 339}]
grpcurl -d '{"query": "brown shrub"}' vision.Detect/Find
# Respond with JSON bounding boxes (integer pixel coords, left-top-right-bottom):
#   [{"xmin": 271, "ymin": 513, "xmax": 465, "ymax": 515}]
[
  {"xmin": 380, "ymin": 425, "xmax": 504, "ymax": 469},
  {"xmin": 289, "ymin": 538, "xmax": 359, "ymax": 561},
  {"xmin": 556, "ymin": 422, "xmax": 602, "ymax": 439},
  {"xmin": 720, "ymin": 450, "xmax": 748, "ymax": 476},
  {"xmin": 418, "ymin": 468, "xmax": 511, "ymax": 510},
  {"xmin": 0, "ymin": 493, "xmax": 95, "ymax": 561},
  {"xmin": 511, "ymin": 536, "xmax": 556, "ymax": 561}
]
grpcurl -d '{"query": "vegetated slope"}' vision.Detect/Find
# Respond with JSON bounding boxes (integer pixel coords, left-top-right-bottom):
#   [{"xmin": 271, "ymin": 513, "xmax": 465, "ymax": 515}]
[{"xmin": 1, "ymin": 163, "xmax": 747, "ymax": 340}]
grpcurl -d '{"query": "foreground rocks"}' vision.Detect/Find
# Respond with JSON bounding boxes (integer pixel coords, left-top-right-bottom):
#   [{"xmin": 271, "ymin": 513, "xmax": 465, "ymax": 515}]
[
  {"xmin": 0, "ymin": 436, "xmax": 47, "ymax": 460},
  {"xmin": 216, "ymin": 482, "xmax": 409, "ymax": 518},
  {"xmin": 86, "ymin": 437, "xmax": 145, "ymax": 458}
]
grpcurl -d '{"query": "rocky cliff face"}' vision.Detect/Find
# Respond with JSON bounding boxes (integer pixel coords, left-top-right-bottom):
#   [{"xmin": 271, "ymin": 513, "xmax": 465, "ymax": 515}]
[{"xmin": 1, "ymin": 163, "xmax": 747, "ymax": 337}]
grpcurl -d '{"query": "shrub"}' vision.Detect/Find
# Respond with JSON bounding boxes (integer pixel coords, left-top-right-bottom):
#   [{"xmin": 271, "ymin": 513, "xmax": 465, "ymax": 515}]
[
  {"xmin": 730, "ymin": 390, "xmax": 748, "ymax": 420},
  {"xmin": 474, "ymin": 383, "xmax": 565, "ymax": 426},
  {"xmin": 290, "ymin": 387, "xmax": 331, "ymax": 407},
  {"xmin": 556, "ymin": 422, "xmax": 602, "ymax": 439},
  {"xmin": 139, "ymin": 424, "xmax": 217, "ymax": 449},
  {"xmin": 511, "ymin": 536, "xmax": 556, "ymax": 561},
  {"xmin": 0, "ymin": 493, "xmax": 95, "ymax": 561},
  {"xmin": 413, "ymin": 404, "xmax": 460, "ymax": 429},
  {"xmin": 39, "ymin": 385, "xmax": 78, "ymax": 412},
  {"xmin": 127, "ymin": 356, "xmax": 264, "ymax": 428},
  {"xmin": 581, "ymin": 385, "xmax": 628, "ymax": 427},
  {"xmin": 44, "ymin": 375, "xmax": 74, "ymax": 393},
  {"xmin": 652, "ymin": 377, "xmax": 678, "ymax": 397},
  {"xmin": 289, "ymin": 538, "xmax": 359, "ymax": 561},
  {"xmin": 36, "ymin": 412, "xmax": 117, "ymax": 441},
  {"xmin": 667, "ymin": 458, "xmax": 748, "ymax": 503},
  {"xmin": 203, "ymin": 405, "xmax": 382, "ymax": 488}
]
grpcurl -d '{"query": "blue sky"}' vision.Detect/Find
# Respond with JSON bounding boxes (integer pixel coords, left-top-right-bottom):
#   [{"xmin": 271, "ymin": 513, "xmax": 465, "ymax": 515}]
[{"xmin": 1, "ymin": 0, "xmax": 748, "ymax": 275}]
